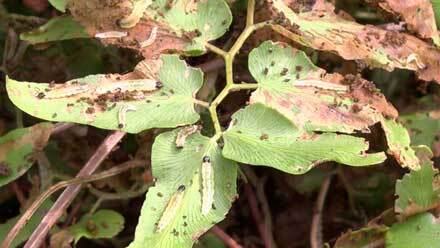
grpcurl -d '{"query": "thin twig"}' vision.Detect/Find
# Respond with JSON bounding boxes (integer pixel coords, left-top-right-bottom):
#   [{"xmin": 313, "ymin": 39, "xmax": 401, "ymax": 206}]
[
  {"xmin": 310, "ymin": 176, "xmax": 332, "ymax": 248},
  {"xmin": 211, "ymin": 226, "xmax": 243, "ymax": 248},
  {"xmin": 21, "ymin": 131, "xmax": 126, "ymax": 248},
  {"xmin": 0, "ymin": 157, "xmax": 141, "ymax": 248},
  {"xmin": 244, "ymin": 184, "xmax": 271, "ymax": 248}
]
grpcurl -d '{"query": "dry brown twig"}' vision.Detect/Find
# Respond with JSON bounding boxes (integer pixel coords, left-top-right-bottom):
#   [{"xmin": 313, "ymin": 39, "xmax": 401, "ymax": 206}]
[
  {"xmin": 310, "ymin": 175, "xmax": 332, "ymax": 248},
  {"xmin": 0, "ymin": 156, "xmax": 144, "ymax": 248},
  {"xmin": 211, "ymin": 225, "xmax": 243, "ymax": 248},
  {"xmin": 0, "ymin": 131, "xmax": 126, "ymax": 248}
]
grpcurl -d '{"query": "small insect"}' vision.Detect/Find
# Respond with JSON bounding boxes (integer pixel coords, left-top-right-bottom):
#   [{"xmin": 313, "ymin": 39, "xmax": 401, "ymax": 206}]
[
  {"xmin": 156, "ymin": 185, "xmax": 186, "ymax": 232},
  {"xmin": 118, "ymin": 0, "xmax": 152, "ymax": 29},
  {"xmin": 118, "ymin": 104, "xmax": 137, "ymax": 128},
  {"xmin": 37, "ymin": 83, "xmax": 90, "ymax": 99},
  {"xmin": 293, "ymin": 79, "xmax": 348, "ymax": 91},
  {"xmin": 95, "ymin": 31, "xmax": 128, "ymax": 39},
  {"xmin": 140, "ymin": 26, "xmax": 158, "ymax": 48},
  {"xmin": 175, "ymin": 125, "xmax": 200, "ymax": 148},
  {"xmin": 96, "ymin": 79, "xmax": 162, "ymax": 95},
  {"xmin": 201, "ymin": 156, "xmax": 214, "ymax": 215}
]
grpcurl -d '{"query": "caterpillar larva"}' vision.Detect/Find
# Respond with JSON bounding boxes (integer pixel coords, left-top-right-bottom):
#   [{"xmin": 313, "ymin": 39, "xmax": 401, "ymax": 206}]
[
  {"xmin": 201, "ymin": 156, "xmax": 214, "ymax": 216},
  {"xmin": 140, "ymin": 26, "xmax": 158, "ymax": 48},
  {"xmin": 37, "ymin": 82, "xmax": 89, "ymax": 99},
  {"xmin": 175, "ymin": 125, "xmax": 200, "ymax": 148},
  {"xmin": 118, "ymin": 0, "xmax": 152, "ymax": 29},
  {"xmin": 96, "ymin": 79, "xmax": 163, "ymax": 95},
  {"xmin": 156, "ymin": 185, "xmax": 186, "ymax": 232},
  {"xmin": 118, "ymin": 104, "xmax": 137, "ymax": 128},
  {"xmin": 95, "ymin": 31, "xmax": 128, "ymax": 39},
  {"xmin": 293, "ymin": 79, "xmax": 348, "ymax": 91}
]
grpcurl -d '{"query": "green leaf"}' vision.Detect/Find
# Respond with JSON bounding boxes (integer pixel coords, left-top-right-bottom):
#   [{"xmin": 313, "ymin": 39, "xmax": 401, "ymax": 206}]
[
  {"xmin": 223, "ymin": 103, "xmax": 386, "ymax": 174},
  {"xmin": 20, "ymin": 16, "xmax": 88, "ymax": 44},
  {"xmin": 401, "ymin": 111, "xmax": 440, "ymax": 150},
  {"xmin": 395, "ymin": 160, "xmax": 440, "ymax": 217},
  {"xmin": 128, "ymin": 128, "xmax": 237, "ymax": 248},
  {"xmin": 248, "ymin": 41, "xmax": 397, "ymax": 134},
  {"xmin": 0, "ymin": 123, "xmax": 53, "ymax": 187},
  {"xmin": 145, "ymin": 0, "xmax": 232, "ymax": 54},
  {"xmin": 68, "ymin": 209, "xmax": 124, "ymax": 242},
  {"xmin": 381, "ymin": 119, "xmax": 420, "ymax": 170},
  {"xmin": 48, "ymin": 0, "xmax": 68, "ymax": 12},
  {"xmin": 0, "ymin": 199, "xmax": 53, "ymax": 248},
  {"xmin": 386, "ymin": 213, "xmax": 440, "ymax": 248},
  {"xmin": 269, "ymin": 0, "xmax": 440, "ymax": 83},
  {"xmin": 334, "ymin": 226, "xmax": 388, "ymax": 248},
  {"xmin": 7, "ymin": 55, "xmax": 203, "ymax": 133}
]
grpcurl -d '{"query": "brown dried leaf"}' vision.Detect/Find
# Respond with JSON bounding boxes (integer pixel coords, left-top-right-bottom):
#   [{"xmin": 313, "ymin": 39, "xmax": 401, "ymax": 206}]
[
  {"xmin": 367, "ymin": 0, "xmax": 440, "ymax": 46},
  {"xmin": 268, "ymin": 0, "xmax": 440, "ymax": 83}
]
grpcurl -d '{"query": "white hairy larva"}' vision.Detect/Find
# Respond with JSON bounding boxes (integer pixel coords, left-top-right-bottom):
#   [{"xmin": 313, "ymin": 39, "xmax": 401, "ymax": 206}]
[
  {"xmin": 118, "ymin": 104, "xmax": 137, "ymax": 128},
  {"xmin": 95, "ymin": 31, "xmax": 128, "ymax": 39},
  {"xmin": 406, "ymin": 53, "xmax": 426, "ymax": 69},
  {"xmin": 118, "ymin": 0, "xmax": 152, "ymax": 29},
  {"xmin": 175, "ymin": 125, "xmax": 200, "ymax": 148},
  {"xmin": 293, "ymin": 79, "xmax": 348, "ymax": 91},
  {"xmin": 156, "ymin": 185, "xmax": 186, "ymax": 232},
  {"xmin": 201, "ymin": 156, "xmax": 214, "ymax": 215},
  {"xmin": 96, "ymin": 79, "xmax": 162, "ymax": 95},
  {"xmin": 140, "ymin": 26, "xmax": 158, "ymax": 48}
]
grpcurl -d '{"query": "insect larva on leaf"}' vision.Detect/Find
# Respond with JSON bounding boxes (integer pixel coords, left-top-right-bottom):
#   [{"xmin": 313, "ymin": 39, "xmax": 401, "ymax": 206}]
[
  {"xmin": 118, "ymin": 104, "xmax": 137, "ymax": 128},
  {"xmin": 97, "ymin": 79, "xmax": 163, "ymax": 95},
  {"xmin": 293, "ymin": 79, "xmax": 348, "ymax": 91},
  {"xmin": 37, "ymin": 83, "xmax": 89, "ymax": 99},
  {"xmin": 95, "ymin": 31, "xmax": 128, "ymax": 39},
  {"xmin": 118, "ymin": 0, "xmax": 152, "ymax": 29},
  {"xmin": 175, "ymin": 125, "xmax": 200, "ymax": 148},
  {"xmin": 201, "ymin": 156, "xmax": 214, "ymax": 216},
  {"xmin": 156, "ymin": 185, "xmax": 186, "ymax": 233},
  {"xmin": 140, "ymin": 26, "xmax": 158, "ymax": 48}
]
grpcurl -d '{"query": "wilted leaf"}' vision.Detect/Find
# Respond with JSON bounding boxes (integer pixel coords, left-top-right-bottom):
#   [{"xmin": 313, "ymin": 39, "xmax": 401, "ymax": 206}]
[
  {"xmin": 386, "ymin": 213, "xmax": 440, "ymax": 248},
  {"xmin": 7, "ymin": 55, "xmax": 203, "ymax": 133},
  {"xmin": 68, "ymin": 209, "xmax": 124, "ymax": 242},
  {"xmin": 381, "ymin": 119, "xmax": 420, "ymax": 170},
  {"xmin": 0, "ymin": 200, "xmax": 53, "ymax": 248},
  {"xmin": 69, "ymin": 0, "xmax": 232, "ymax": 58},
  {"xmin": 48, "ymin": 0, "xmax": 68, "ymax": 12},
  {"xmin": 334, "ymin": 226, "xmax": 388, "ymax": 248},
  {"xmin": 268, "ymin": 0, "xmax": 440, "ymax": 83},
  {"xmin": 249, "ymin": 41, "xmax": 398, "ymax": 134},
  {"xmin": 401, "ymin": 110, "xmax": 440, "ymax": 152},
  {"xmin": 128, "ymin": 128, "xmax": 237, "ymax": 248},
  {"xmin": 395, "ymin": 159, "xmax": 440, "ymax": 217},
  {"xmin": 223, "ymin": 103, "xmax": 386, "ymax": 174},
  {"xmin": 20, "ymin": 16, "xmax": 88, "ymax": 44},
  {"xmin": 368, "ymin": 0, "xmax": 440, "ymax": 46},
  {"xmin": 0, "ymin": 123, "xmax": 53, "ymax": 187}
]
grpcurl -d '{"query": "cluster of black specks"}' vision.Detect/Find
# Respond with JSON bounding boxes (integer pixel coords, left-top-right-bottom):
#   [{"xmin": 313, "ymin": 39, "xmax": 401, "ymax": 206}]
[
  {"xmin": 263, "ymin": 67, "xmax": 269, "ymax": 75},
  {"xmin": 280, "ymin": 68, "xmax": 289, "ymax": 76},
  {"xmin": 260, "ymin": 133, "xmax": 269, "ymax": 140}
]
